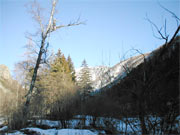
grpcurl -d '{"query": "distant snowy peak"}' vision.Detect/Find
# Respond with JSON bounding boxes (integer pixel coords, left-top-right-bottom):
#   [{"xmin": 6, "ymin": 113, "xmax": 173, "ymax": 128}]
[{"xmin": 75, "ymin": 53, "xmax": 149, "ymax": 90}]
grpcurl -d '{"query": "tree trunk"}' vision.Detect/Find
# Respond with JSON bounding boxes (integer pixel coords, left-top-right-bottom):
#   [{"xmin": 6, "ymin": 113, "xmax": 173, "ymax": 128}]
[
  {"xmin": 23, "ymin": 35, "xmax": 46, "ymax": 118},
  {"xmin": 92, "ymin": 116, "xmax": 96, "ymax": 128},
  {"xmin": 139, "ymin": 101, "xmax": 148, "ymax": 135}
]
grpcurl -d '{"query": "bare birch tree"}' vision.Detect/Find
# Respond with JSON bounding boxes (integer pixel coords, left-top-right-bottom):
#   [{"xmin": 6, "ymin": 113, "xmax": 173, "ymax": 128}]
[{"xmin": 24, "ymin": 0, "xmax": 83, "ymax": 116}]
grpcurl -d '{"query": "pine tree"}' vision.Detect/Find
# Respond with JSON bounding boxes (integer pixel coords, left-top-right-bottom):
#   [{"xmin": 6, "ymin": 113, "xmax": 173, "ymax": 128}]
[
  {"xmin": 38, "ymin": 49, "xmax": 77, "ymax": 120},
  {"xmin": 61, "ymin": 54, "xmax": 70, "ymax": 74},
  {"xmin": 51, "ymin": 49, "xmax": 70, "ymax": 75},
  {"xmin": 51, "ymin": 49, "xmax": 63, "ymax": 73},
  {"xmin": 77, "ymin": 60, "xmax": 93, "ymax": 126},
  {"xmin": 78, "ymin": 59, "xmax": 93, "ymax": 96},
  {"xmin": 67, "ymin": 55, "xmax": 76, "ymax": 82}
]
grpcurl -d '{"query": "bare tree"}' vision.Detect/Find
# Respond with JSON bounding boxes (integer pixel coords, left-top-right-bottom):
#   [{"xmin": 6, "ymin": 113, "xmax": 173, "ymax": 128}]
[
  {"xmin": 24, "ymin": 0, "xmax": 83, "ymax": 117},
  {"xmin": 145, "ymin": 3, "xmax": 180, "ymax": 47}
]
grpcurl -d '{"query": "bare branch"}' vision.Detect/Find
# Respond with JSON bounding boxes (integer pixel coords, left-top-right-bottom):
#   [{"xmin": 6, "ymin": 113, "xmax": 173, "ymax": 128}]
[
  {"xmin": 24, "ymin": 37, "xmax": 39, "ymax": 56},
  {"xmin": 158, "ymin": 2, "xmax": 180, "ymax": 26},
  {"xmin": 25, "ymin": 35, "xmax": 41, "ymax": 48},
  {"xmin": 51, "ymin": 18, "xmax": 85, "ymax": 33},
  {"xmin": 145, "ymin": 3, "xmax": 180, "ymax": 47},
  {"xmin": 130, "ymin": 48, "xmax": 145, "ymax": 59},
  {"xmin": 168, "ymin": 25, "xmax": 180, "ymax": 45},
  {"xmin": 164, "ymin": 19, "xmax": 168, "ymax": 38},
  {"xmin": 145, "ymin": 14, "xmax": 168, "ymax": 44},
  {"xmin": 29, "ymin": 0, "xmax": 45, "ymax": 33}
]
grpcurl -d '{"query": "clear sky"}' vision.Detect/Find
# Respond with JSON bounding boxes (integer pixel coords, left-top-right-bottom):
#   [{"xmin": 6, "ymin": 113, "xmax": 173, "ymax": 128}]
[{"xmin": 0, "ymin": 0, "xmax": 179, "ymax": 73}]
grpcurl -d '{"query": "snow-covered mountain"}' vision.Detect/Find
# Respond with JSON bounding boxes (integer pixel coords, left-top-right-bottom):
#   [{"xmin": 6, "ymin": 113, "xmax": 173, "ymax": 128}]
[{"xmin": 76, "ymin": 53, "xmax": 149, "ymax": 90}]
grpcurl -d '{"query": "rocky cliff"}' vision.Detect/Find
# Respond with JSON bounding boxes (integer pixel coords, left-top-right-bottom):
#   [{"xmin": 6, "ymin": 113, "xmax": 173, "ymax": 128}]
[
  {"xmin": 0, "ymin": 65, "xmax": 12, "ymax": 93},
  {"xmin": 0, "ymin": 65, "xmax": 11, "ymax": 80}
]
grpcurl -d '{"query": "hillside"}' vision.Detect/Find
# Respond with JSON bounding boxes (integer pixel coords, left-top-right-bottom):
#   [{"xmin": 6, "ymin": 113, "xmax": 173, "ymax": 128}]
[
  {"xmin": 78, "ymin": 36, "xmax": 179, "ymax": 134},
  {"xmin": 90, "ymin": 36, "xmax": 179, "ymax": 117}
]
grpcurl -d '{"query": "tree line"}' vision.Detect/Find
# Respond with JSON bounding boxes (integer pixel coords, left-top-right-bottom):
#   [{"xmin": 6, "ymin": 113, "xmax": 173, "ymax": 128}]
[{"xmin": 0, "ymin": 47, "xmax": 94, "ymax": 130}]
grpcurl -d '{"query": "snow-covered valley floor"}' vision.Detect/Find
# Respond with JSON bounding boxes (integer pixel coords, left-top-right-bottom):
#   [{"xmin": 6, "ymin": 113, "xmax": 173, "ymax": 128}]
[
  {"xmin": 4, "ymin": 128, "xmax": 99, "ymax": 135},
  {"xmin": 0, "ymin": 115, "xmax": 179, "ymax": 135}
]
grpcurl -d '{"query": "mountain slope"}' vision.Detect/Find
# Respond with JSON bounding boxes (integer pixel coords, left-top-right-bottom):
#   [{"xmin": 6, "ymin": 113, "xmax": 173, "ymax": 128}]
[
  {"xmin": 81, "ymin": 36, "xmax": 179, "ymax": 135},
  {"xmin": 100, "ymin": 36, "xmax": 179, "ymax": 115},
  {"xmin": 76, "ymin": 53, "xmax": 149, "ymax": 90}
]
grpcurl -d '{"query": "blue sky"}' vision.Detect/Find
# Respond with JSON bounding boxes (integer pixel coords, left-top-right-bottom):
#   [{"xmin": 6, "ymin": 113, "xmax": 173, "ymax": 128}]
[{"xmin": 0, "ymin": 0, "xmax": 179, "ymax": 73}]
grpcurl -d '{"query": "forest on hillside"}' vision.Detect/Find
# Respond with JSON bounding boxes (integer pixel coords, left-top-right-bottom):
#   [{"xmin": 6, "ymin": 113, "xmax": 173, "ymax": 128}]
[{"xmin": 0, "ymin": 0, "xmax": 179, "ymax": 135}]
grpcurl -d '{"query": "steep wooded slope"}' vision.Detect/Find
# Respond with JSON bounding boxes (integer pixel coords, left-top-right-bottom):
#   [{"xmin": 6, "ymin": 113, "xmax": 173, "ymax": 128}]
[{"xmin": 86, "ymin": 36, "xmax": 179, "ymax": 118}]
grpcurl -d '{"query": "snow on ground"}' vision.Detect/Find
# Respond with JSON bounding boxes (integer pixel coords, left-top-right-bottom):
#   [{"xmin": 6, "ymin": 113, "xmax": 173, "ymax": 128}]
[
  {"xmin": 1, "ymin": 115, "xmax": 179, "ymax": 134},
  {"xmin": 35, "ymin": 119, "xmax": 60, "ymax": 128},
  {"xmin": 4, "ymin": 128, "xmax": 98, "ymax": 135},
  {"xmin": 57, "ymin": 129, "xmax": 98, "ymax": 135},
  {"xmin": 0, "ymin": 126, "xmax": 8, "ymax": 132},
  {"xmin": 0, "ymin": 117, "xmax": 5, "ymax": 125},
  {"xmin": 3, "ymin": 131, "xmax": 25, "ymax": 135}
]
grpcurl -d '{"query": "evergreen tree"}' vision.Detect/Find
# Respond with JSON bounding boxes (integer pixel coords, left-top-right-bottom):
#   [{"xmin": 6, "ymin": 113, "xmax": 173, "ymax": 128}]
[
  {"xmin": 67, "ymin": 55, "xmax": 76, "ymax": 82},
  {"xmin": 50, "ymin": 49, "xmax": 63, "ymax": 73},
  {"xmin": 38, "ymin": 49, "xmax": 77, "ymax": 120},
  {"xmin": 78, "ymin": 59, "xmax": 93, "ymax": 96},
  {"xmin": 77, "ymin": 60, "xmax": 93, "ymax": 125},
  {"xmin": 61, "ymin": 54, "xmax": 70, "ymax": 74},
  {"xmin": 51, "ymin": 49, "xmax": 70, "ymax": 75}
]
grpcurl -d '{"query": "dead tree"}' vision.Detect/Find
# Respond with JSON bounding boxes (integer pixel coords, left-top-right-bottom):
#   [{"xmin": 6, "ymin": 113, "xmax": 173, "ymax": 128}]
[{"xmin": 24, "ymin": 0, "xmax": 83, "ymax": 118}]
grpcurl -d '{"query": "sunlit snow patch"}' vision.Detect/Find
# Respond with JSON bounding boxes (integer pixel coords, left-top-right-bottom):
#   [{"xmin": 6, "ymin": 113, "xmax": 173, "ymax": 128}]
[{"xmin": 23, "ymin": 128, "xmax": 98, "ymax": 135}]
